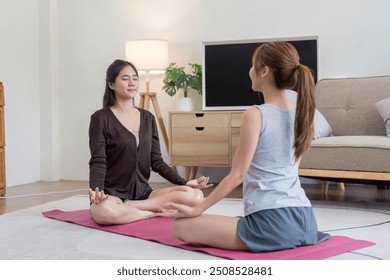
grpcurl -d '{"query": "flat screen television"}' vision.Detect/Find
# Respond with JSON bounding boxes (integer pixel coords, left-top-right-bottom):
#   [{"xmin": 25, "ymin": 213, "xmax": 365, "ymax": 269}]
[{"xmin": 202, "ymin": 36, "xmax": 318, "ymax": 110}]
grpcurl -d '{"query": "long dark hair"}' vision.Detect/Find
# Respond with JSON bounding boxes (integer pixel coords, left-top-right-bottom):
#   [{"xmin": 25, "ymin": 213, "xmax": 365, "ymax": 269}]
[
  {"xmin": 102, "ymin": 59, "xmax": 139, "ymax": 108},
  {"xmin": 252, "ymin": 42, "xmax": 316, "ymax": 160}
]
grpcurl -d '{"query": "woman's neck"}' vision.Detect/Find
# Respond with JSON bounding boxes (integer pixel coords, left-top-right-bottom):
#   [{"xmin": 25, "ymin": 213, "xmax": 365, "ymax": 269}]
[
  {"xmin": 111, "ymin": 100, "xmax": 136, "ymax": 113},
  {"xmin": 263, "ymin": 88, "xmax": 294, "ymax": 110}
]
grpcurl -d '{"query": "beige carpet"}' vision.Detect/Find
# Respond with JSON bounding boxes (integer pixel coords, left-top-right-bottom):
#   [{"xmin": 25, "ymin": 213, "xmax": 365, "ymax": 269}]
[{"xmin": 0, "ymin": 195, "xmax": 389, "ymax": 260}]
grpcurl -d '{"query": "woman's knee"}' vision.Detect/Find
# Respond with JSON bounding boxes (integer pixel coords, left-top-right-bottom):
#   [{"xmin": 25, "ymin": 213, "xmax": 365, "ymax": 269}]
[
  {"xmin": 90, "ymin": 206, "xmax": 110, "ymax": 225},
  {"xmin": 194, "ymin": 188, "xmax": 204, "ymax": 203},
  {"xmin": 183, "ymin": 188, "xmax": 203, "ymax": 206},
  {"xmin": 90, "ymin": 200, "xmax": 121, "ymax": 225},
  {"xmin": 168, "ymin": 186, "xmax": 203, "ymax": 205}
]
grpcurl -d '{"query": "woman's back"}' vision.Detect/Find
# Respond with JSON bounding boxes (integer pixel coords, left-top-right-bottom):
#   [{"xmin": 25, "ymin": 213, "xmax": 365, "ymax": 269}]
[{"xmin": 243, "ymin": 104, "xmax": 311, "ymax": 215}]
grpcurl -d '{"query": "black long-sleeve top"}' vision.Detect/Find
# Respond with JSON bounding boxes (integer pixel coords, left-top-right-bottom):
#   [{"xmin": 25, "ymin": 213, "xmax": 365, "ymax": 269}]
[{"xmin": 89, "ymin": 107, "xmax": 186, "ymax": 200}]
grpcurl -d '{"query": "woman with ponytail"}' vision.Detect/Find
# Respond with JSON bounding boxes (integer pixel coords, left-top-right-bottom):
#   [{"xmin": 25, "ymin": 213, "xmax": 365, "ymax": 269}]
[{"xmin": 166, "ymin": 42, "xmax": 329, "ymax": 252}]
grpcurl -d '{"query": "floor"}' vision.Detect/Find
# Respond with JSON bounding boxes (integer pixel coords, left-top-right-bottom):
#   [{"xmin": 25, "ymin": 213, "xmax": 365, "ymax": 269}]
[{"xmin": 0, "ymin": 180, "xmax": 389, "ymax": 260}]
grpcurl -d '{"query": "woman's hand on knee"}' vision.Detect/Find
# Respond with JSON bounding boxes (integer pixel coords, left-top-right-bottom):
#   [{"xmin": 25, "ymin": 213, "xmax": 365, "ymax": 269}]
[
  {"xmin": 164, "ymin": 202, "xmax": 201, "ymax": 219},
  {"xmin": 152, "ymin": 208, "xmax": 178, "ymax": 218},
  {"xmin": 186, "ymin": 176, "xmax": 213, "ymax": 189},
  {"xmin": 89, "ymin": 187, "xmax": 108, "ymax": 204}
]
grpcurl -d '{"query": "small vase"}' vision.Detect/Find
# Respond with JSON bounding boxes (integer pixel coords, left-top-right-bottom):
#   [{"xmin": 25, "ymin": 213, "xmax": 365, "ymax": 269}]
[{"xmin": 176, "ymin": 97, "xmax": 194, "ymax": 111}]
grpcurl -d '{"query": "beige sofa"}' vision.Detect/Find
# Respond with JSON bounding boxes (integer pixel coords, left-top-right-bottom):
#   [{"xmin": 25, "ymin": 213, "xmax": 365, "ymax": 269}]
[{"xmin": 299, "ymin": 76, "xmax": 390, "ymax": 193}]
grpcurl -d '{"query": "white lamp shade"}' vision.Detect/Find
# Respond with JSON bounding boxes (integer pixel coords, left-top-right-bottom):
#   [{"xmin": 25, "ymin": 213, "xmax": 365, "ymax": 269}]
[{"xmin": 125, "ymin": 40, "xmax": 168, "ymax": 72}]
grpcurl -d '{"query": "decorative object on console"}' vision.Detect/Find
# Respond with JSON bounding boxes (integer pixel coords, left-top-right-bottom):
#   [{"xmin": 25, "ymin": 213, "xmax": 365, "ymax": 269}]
[
  {"xmin": 175, "ymin": 97, "xmax": 194, "ymax": 112},
  {"xmin": 125, "ymin": 39, "xmax": 170, "ymax": 150},
  {"xmin": 162, "ymin": 62, "xmax": 202, "ymax": 111}
]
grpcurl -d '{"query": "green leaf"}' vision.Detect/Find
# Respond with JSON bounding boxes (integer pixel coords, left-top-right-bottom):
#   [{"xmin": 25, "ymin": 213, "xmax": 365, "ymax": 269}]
[{"xmin": 162, "ymin": 62, "xmax": 202, "ymax": 97}]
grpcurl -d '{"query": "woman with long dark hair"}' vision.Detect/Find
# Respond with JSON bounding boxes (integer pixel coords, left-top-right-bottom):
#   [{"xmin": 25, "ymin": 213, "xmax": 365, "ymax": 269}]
[{"xmin": 88, "ymin": 59, "xmax": 210, "ymax": 225}]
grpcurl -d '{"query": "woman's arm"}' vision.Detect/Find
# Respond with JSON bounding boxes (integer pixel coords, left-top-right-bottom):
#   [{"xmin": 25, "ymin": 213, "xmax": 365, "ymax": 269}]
[
  {"xmin": 168, "ymin": 106, "xmax": 263, "ymax": 217},
  {"xmin": 89, "ymin": 114, "xmax": 107, "ymax": 191}
]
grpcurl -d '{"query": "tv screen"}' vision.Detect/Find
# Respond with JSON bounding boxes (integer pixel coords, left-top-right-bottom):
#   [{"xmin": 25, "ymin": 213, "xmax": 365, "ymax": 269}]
[{"xmin": 202, "ymin": 37, "xmax": 318, "ymax": 110}]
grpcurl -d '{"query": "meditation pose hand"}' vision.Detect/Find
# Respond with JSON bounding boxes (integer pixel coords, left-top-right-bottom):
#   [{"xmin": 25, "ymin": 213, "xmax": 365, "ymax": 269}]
[
  {"xmin": 186, "ymin": 176, "xmax": 213, "ymax": 189},
  {"xmin": 89, "ymin": 187, "xmax": 107, "ymax": 204}
]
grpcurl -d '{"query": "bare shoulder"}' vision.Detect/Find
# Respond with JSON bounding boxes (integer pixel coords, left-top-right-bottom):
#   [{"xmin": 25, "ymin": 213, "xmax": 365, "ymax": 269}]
[{"xmin": 242, "ymin": 106, "xmax": 262, "ymax": 124}]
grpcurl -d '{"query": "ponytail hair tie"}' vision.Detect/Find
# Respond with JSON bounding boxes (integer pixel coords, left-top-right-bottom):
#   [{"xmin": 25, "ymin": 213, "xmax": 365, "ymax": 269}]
[{"xmin": 296, "ymin": 63, "xmax": 300, "ymax": 69}]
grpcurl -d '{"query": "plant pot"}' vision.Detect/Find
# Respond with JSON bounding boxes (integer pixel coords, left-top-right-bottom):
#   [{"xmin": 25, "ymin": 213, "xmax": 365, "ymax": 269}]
[{"xmin": 176, "ymin": 97, "xmax": 194, "ymax": 111}]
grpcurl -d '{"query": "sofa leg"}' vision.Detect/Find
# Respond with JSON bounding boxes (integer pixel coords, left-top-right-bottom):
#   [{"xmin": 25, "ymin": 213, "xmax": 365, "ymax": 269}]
[
  {"xmin": 322, "ymin": 181, "xmax": 329, "ymax": 195},
  {"xmin": 336, "ymin": 182, "xmax": 345, "ymax": 191},
  {"xmin": 322, "ymin": 181, "xmax": 345, "ymax": 195}
]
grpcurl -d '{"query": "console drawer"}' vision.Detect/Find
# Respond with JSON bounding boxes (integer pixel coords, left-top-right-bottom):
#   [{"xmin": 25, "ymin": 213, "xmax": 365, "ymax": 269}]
[
  {"xmin": 171, "ymin": 112, "xmax": 228, "ymax": 128},
  {"xmin": 170, "ymin": 127, "xmax": 229, "ymax": 166}
]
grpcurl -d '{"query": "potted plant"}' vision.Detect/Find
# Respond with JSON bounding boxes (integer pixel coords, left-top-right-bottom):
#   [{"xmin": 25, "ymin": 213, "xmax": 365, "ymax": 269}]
[{"xmin": 162, "ymin": 62, "xmax": 202, "ymax": 111}]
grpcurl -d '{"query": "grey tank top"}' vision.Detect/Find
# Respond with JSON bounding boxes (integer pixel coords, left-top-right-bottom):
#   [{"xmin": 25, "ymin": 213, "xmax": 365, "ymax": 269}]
[{"xmin": 243, "ymin": 104, "xmax": 311, "ymax": 216}]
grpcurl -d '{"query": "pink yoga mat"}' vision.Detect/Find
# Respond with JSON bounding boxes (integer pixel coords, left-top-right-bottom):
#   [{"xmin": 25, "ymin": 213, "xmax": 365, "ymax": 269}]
[{"xmin": 42, "ymin": 209, "xmax": 375, "ymax": 260}]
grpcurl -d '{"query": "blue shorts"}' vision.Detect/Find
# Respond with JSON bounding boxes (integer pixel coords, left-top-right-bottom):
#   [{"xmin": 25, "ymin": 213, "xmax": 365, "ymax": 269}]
[{"xmin": 237, "ymin": 207, "xmax": 330, "ymax": 253}]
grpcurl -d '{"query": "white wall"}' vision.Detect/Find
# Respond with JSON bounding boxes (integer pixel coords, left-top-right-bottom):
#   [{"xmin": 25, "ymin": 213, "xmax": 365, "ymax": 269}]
[
  {"xmin": 2, "ymin": 0, "xmax": 390, "ymax": 186},
  {"xmin": 39, "ymin": 0, "xmax": 61, "ymax": 182},
  {"xmin": 0, "ymin": 0, "xmax": 41, "ymax": 186}
]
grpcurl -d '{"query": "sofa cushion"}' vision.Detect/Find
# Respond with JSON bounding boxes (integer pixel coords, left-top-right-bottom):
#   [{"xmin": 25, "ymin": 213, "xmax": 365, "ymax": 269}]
[
  {"xmin": 300, "ymin": 136, "xmax": 390, "ymax": 173},
  {"xmin": 286, "ymin": 90, "xmax": 332, "ymax": 139},
  {"xmin": 315, "ymin": 76, "xmax": 390, "ymax": 136},
  {"xmin": 313, "ymin": 110, "xmax": 332, "ymax": 139},
  {"xmin": 375, "ymin": 97, "xmax": 390, "ymax": 137}
]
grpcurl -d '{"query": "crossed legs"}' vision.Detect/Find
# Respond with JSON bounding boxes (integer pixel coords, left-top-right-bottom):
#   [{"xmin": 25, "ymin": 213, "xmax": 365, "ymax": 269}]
[
  {"xmin": 90, "ymin": 186, "xmax": 248, "ymax": 251},
  {"xmin": 90, "ymin": 185, "xmax": 203, "ymax": 225}
]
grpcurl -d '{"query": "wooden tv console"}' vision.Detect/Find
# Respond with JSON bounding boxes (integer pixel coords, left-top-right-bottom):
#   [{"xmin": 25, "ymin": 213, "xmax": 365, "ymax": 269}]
[{"xmin": 169, "ymin": 111, "xmax": 243, "ymax": 180}]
